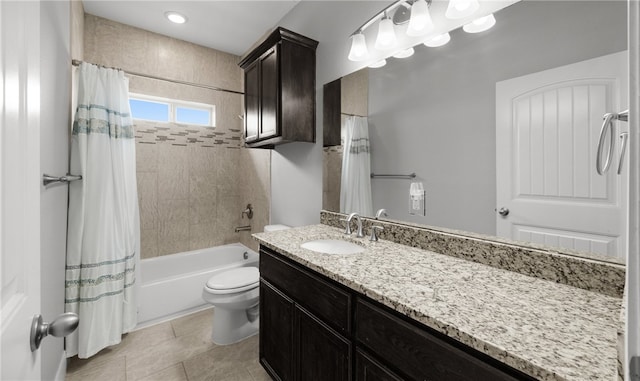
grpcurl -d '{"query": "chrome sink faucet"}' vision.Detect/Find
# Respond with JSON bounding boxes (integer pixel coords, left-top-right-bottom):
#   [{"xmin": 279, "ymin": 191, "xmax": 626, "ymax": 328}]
[
  {"xmin": 344, "ymin": 212, "xmax": 365, "ymax": 238},
  {"xmin": 375, "ymin": 208, "xmax": 388, "ymax": 219}
]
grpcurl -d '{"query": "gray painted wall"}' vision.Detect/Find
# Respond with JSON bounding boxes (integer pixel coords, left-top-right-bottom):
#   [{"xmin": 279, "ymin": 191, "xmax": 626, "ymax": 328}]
[
  {"xmin": 271, "ymin": 1, "xmax": 388, "ymax": 226},
  {"xmin": 368, "ymin": 1, "xmax": 627, "ymax": 235}
]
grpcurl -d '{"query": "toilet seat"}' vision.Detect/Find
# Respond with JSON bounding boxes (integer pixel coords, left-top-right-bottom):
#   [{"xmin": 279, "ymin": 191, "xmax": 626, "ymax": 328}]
[{"xmin": 205, "ymin": 267, "xmax": 259, "ymax": 295}]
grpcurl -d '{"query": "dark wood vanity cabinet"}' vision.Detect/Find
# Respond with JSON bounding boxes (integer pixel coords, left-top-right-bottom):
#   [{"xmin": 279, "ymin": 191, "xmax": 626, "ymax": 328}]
[
  {"xmin": 260, "ymin": 247, "xmax": 351, "ymax": 381},
  {"xmin": 239, "ymin": 27, "xmax": 318, "ymax": 149},
  {"xmin": 260, "ymin": 280, "xmax": 295, "ymax": 380},
  {"xmin": 259, "ymin": 246, "xmax": 535, "ymax": 381}
]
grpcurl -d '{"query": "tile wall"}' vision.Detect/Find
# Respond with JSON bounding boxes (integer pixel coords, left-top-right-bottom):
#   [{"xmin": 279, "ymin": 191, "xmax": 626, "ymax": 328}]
[{"xmin": 83, "ymin": 14, "xmax": 270, "ymax": 257}]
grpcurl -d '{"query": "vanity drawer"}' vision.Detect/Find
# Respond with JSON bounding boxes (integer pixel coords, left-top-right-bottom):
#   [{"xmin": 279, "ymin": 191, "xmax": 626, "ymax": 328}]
[
  {"xmin": 355, "ymin": 299, "xmax": 533, "ymax": 381},
  {"xmin": 260, "ymin": 247, "xmax": 352, "ymax": 335}
]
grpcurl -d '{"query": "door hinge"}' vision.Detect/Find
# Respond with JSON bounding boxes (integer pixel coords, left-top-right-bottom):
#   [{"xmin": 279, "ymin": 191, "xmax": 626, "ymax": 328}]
[{"xmin": 631, "ymin": 356, "xmax": 640, "ymax": 381}]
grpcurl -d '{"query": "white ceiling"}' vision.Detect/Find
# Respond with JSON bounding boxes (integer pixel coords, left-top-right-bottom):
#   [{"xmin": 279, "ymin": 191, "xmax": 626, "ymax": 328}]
[{"xmin": 82, "ymin": 1, "xmax": 301, "ymax": 56}]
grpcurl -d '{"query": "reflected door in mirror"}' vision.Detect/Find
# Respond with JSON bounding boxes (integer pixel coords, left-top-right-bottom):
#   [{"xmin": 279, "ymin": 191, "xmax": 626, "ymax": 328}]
[{"xmin": 496, "ymin": 51, "xmax": 628, "ymax": 260}]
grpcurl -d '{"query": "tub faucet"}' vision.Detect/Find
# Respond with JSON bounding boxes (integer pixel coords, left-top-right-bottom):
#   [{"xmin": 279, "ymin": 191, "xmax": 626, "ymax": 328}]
[
  {"xmin": 242, "ymin": 204, "xmax": 253, "ymax": 219},
  {"xmin": 345, "ymin": 213, "xmax": 364, "ymax": 238}
]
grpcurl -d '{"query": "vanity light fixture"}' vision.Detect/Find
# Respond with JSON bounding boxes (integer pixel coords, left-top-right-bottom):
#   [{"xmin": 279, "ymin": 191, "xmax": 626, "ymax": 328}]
[
  {"xmin": 348, "ymin": 32, "xmax": 369, "ymax": 61},
  {"xmin": 165, "ymin": 11, "xmax": 187, "ymax": 24},
  {"xmin": 463, "ymin": 14, "xmax": 496, "ymax": 33},
  {"xmin": 423, "ymin": 32, "xmax": 451, "ymax": 47},
  {"xmin": 406, "ymin": 0, "xmax": 434, "ymax": 37},
  {"xmin": 445, "ymin": 0, "xmax": 480, "ymax": 20},
  {"xmin": 393, "ymin": 48, "xmax": 415, "ymax": 59},
  {"xmin": 375, "ymin": 13, "xmax": 397, "ymax": 50},
  {"xmin": 369, "ymin": 59, "xmax": 387, "ymax": 69}
]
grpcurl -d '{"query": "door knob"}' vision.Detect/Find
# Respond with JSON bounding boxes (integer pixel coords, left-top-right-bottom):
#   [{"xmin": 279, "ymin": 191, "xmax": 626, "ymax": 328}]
[
  {"xmin": 498, "ymin": 207, "xmax": 509, "ymax": 217},
  {"xmin": 30, "ymin": 312, "xmax": 79, "ymax": 352}
]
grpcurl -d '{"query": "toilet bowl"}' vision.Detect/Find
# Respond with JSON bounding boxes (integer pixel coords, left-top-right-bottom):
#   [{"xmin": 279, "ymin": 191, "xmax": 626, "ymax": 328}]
[
  {"xmin": 201, "ymin": 224, "xmax": 290, "ymax": 345},
  {"xmin": 202, "ymin": 267, "xmax": 260, "ymax": 345}
]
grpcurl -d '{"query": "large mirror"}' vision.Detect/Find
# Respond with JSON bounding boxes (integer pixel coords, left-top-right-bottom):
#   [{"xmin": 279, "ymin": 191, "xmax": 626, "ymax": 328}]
[{"xmin": 323, "ymin": 0, "xmax": 628, "ymax": 262}]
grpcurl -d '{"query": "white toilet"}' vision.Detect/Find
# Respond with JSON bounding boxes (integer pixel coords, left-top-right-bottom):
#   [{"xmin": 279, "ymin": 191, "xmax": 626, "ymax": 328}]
[{"xmin": 201, "ymin": 224, "xmax": 290, "ymax": 345}]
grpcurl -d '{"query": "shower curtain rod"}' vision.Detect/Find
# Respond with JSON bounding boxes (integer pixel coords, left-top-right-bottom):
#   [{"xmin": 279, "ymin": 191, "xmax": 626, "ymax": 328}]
[{"xmin": 71, "ymin": 59, "xmax": 244, "ymax": 95}]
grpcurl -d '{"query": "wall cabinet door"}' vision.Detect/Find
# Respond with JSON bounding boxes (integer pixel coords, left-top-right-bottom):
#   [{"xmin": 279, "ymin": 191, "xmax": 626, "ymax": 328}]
[
  {"xmin": 244, "ymin": 61, "xmax": 260, "ymax": 143},
  {"xmin": 260, "ymin": 280, "xmax": 294, "ymax": 381},
  {"xmin": 259, "ymin": 47, "xmax": 279, "ymax": 141},
  {"xmin": 296, "ymin": 305, "xmax": 351, "ymax": 381}
]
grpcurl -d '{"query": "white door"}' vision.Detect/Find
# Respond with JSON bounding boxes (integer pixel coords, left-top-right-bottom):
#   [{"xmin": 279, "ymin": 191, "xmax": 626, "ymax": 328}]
[
  {"xmin": 0, "ymin": 1, "xmax": 42, "ymax": 380},
  {"xmin": 496, "ymin": 51, "xmax": 628, "ymax": 260}
]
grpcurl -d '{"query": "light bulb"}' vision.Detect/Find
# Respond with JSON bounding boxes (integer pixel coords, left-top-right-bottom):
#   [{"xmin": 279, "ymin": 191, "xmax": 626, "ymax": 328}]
[
  {"xmin": 463, "ymin": 14, "xmax": 496, "ymax": 33},
  {"xmin": 375, "ymin": 16, "xmax": 397, "ymax": 50},
  {"xmin": 369, "ymin": 59, "xmax": 387, "ymax": 69},
  {"xmin": 406, "ymin": 0, "xmax": 434, "ymax": 37},
  {"xmin": 393, "ymin": 48, "xmax": 415, "ymax": 59},
  {"xmin": 348, "ymin": 33, "xmax": 369, "ymax": 61},
  {"xmin": 165, "ymin": 11, "xmax": 187, "ymax": 24},
  {"xmin": 445, "ymin": 0, "xmax": 479, "ymax": 19},
  {"xmin": 423, "ymin": 33, "xmax": 451, "ymax": 47}
]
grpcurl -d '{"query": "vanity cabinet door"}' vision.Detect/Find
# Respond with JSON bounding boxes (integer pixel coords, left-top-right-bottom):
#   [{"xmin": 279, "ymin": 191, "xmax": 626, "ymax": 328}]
[
  {"xmin": 296, "ymin": 305, "xmax": 351, "ymax": 381},
  {"xmin": 356, "ymin": 349, "xmax": 404, "ymax": 381},
  {"xmin": 260, "ymin": 279, "xmax": 294, "ymax": 381},
  {"xmin": 260, "ymin": 247, "xmax": 352, "ymax": 335}
]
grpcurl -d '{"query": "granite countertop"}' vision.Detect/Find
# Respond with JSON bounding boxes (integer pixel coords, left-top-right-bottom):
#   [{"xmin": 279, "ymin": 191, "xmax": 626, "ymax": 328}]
[{"xmin": 253, "ymin": 224, "xmax": 622, "ymax": 381}]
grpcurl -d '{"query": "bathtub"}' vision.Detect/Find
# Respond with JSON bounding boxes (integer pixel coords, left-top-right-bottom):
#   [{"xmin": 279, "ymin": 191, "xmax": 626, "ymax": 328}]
[{"xmin": 137, "ymin": 243, "xmax": 258, "ymax": 327}]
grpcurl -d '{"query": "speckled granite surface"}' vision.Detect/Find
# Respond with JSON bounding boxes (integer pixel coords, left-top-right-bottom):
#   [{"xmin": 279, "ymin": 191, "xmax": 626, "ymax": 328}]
[
  {"xmin": 253, "ymin": 224, "xmax": 622, "ymax": 381},
  {"xmin": 321, "ymin": 211, "xmax": 625, "ymax": 298},
  {"xmin": 617, "ymin": 288, "xmax": 626, "ymax": 381}
]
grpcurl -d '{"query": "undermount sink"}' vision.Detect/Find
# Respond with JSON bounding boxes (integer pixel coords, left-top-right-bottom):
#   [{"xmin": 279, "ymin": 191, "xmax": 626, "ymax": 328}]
[{"xmin": 300, "ymin": 239, "xmax": 365, "ymax": 255}]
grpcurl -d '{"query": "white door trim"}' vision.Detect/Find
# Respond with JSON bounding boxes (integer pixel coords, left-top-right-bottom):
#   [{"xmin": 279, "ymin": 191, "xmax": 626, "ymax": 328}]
[{"xmin": 626, "ymin": 0, "xmax": 640, "ymax": 379}]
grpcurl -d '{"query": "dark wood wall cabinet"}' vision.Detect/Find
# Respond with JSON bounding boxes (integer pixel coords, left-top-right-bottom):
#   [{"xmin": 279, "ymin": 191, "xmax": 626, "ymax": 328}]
[
  {"xmin": 322, "ymin": 78, "xmax": 341, "ymax": 147},
  {"xmin": 238, "ymin": 27, "xmax": 318, "ymax": 149},
  {"xmin": 259, "ymin": 245, "xmax": 537, "ymax": 381}
]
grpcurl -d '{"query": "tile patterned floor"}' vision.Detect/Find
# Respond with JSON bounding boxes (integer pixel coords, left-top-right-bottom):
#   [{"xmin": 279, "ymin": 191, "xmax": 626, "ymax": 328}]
[{"xmin": 66, "ymin": 308, "xmax": 270, "ymax": 381}]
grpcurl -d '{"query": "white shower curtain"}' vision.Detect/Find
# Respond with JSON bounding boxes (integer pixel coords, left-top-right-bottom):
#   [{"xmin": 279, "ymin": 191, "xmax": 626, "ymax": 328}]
[
  {"xmin": 340, "ymin": 115, "xmax": 373, "ymax": 216},
  {"xmin": 65, "ymin": 63, "xmax": 140, "ymax": 358}
]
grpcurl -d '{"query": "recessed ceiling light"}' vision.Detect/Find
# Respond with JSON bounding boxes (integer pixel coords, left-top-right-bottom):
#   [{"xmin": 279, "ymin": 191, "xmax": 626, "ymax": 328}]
[{"xmin": 165, "ymin": 11, "xmax": 187, "ymax": 24}]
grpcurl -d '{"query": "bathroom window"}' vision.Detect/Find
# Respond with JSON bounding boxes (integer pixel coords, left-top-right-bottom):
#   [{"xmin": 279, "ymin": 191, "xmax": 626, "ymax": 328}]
[{"xmin": 129, "ymin": 93, "xmax": 215, "ymax": 127}]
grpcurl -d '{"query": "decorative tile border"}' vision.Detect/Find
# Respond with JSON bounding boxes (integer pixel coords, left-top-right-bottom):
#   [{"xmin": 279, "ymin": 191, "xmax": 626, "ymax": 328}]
[
  {"xmin": 321, "ymin": 210, "xmax": 625, "ymax": 298},
  {"xmin": 134, "ymin": 120, "xmax": 243, "ymax": 148}
]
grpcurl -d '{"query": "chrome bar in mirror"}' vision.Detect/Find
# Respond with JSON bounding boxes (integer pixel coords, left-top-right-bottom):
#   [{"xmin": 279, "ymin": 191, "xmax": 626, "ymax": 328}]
[{"xmin": 370, "ymin": 172, "xmax": 416, "ymax": 179}]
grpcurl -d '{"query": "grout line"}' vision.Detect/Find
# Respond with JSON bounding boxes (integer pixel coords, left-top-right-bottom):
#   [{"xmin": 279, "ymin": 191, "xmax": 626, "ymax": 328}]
[
  {"xmin": 180, "ymin": 362, "xmax": 189, "ymax": 381},
  {"xmin": 170, "ymin": 320, "xmax": 178, "ymax": 338}
]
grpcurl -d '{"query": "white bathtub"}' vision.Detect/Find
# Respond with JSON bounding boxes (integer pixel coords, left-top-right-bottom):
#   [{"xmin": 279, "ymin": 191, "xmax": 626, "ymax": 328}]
[{"xmin": 137, "ymin": 243, "xmax": 259, "ymax": 327}]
